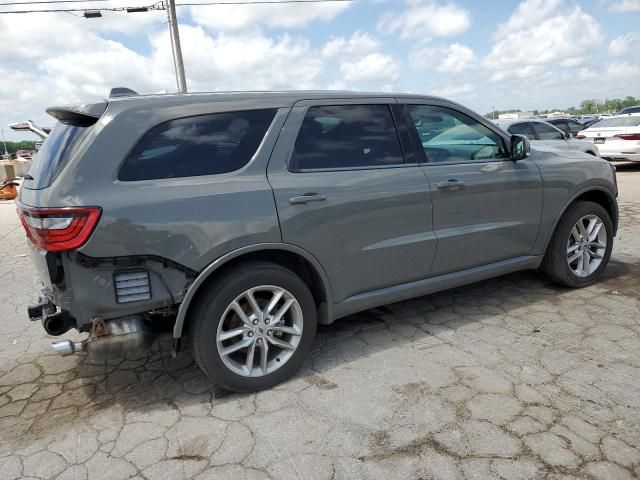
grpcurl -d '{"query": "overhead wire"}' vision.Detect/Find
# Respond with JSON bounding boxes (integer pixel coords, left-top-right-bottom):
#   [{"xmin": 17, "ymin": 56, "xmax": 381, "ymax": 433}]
[{"xmin": 0, "ymin": 0, "xmax": 357, "ymax": 12}]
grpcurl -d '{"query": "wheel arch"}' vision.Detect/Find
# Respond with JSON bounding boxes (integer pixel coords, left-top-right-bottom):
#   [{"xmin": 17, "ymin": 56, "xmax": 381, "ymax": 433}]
[
  {"xmin": 173, "ymin": 243, "xmax": 333, "ymax": 343},
  {"xmin": 543, "ymin": 186, "xmax": 618, "ymax": 254}
]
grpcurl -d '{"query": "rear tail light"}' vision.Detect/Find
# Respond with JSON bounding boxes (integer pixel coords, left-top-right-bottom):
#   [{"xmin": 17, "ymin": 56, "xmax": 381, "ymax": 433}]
[
  {"xmin": 614, "ymin": 133, "xmax": 640, "ymax": 141},
  {"xmin": 17, "ymin": 206, "xmax": 101, "ymax": 252},
  {"xmin": 575, "ymin": 134, "xmax": 586, "ymax": 139}
]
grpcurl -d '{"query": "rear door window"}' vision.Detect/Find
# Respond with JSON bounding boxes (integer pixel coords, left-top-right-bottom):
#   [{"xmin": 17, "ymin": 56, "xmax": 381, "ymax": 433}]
[
  {"xmin": 119, "ymin": 109, "xmax": 277, "ymax": 181},
  {"xmin": 507, "ymin": 122, "xmax": 536, "ymax": 140},
  {"xmin": 531, "ymin": 122, "xmax": 565, "ymax": 140},
  {"xmin": 289, "ymin": 104, "xmax": 404, "ymax": 171},
  {"xmin": 24, "ymin": 123, "xmax": 87, "ymax": 190}
]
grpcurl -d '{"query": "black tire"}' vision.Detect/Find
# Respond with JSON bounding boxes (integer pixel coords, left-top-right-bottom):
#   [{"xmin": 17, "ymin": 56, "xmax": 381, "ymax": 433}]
[
  {"xmin": 189, "ymin": 262, "xmax": 317, "ymax": 392},
  {"xmin": 542, "ymin": 201, "xmax": 614, "ymax": 288}
]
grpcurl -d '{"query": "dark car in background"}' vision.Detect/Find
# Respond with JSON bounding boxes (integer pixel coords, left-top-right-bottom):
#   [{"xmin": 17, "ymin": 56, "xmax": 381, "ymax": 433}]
[
  {"xmin": 618, "ymin": 106, "xmax": 640, "ymax": 115},
  {"xmin": 545, "ymin": 117, "xmax": 587, "ymax": 137}
]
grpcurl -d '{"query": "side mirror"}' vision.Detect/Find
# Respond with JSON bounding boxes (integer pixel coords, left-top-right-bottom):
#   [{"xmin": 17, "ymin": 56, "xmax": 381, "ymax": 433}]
[
  {"xmin": 510, "ymin": 134, "xmax": 530, "ymax": 161},
  {"xmin": 564, "ymin": 132, "xmax": 572, "ymax": 139}
]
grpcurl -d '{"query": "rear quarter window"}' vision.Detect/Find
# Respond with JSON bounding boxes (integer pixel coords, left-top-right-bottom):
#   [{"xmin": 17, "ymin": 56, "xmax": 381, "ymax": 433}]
[
  {"xmin": 119, "ymin": 109, "xmax": 277, "ymax": 181},
  {"xmin": 25, "ymin": 123, "xmax": 88, "ymax": 190}
]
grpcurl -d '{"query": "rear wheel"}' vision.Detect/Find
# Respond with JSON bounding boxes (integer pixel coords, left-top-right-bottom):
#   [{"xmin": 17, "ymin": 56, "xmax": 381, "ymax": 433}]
[
  {"xmin": 190, "ymin": 262, "xmax": 317, "ymax": 392},
  {"xmin": 542, "ymin": 201, "xmax": 613, "ymax": 287}
]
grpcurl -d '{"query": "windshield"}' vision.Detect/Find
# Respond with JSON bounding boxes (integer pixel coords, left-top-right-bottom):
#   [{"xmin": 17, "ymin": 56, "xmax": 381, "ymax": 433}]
[
  {"xmin": 24, "ymin": 122, "xmax": 88, "ymax": 189},
  {"xmin": 593, "ymin": 117, "xmax": 640, "ymax": 128}
]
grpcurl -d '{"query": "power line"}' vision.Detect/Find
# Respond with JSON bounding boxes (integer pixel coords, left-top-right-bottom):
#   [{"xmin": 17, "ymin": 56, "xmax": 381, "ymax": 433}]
[
  {"xmin": 0, "ymin": 0, "xmax": 112, "ymax": 5},
  {"xmin": 177, "ymin": 0, "xmax": 356, "ymax": 4},
  {"xmin": 0, "ymin": 0, "xmax": 355, "ymax": 7},
  {"xmin": 0, "ymin": 2, "xmax": 160, "ymax": 12}
]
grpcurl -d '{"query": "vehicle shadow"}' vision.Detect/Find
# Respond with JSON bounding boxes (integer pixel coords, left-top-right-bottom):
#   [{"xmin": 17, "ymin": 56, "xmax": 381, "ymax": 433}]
[
  {"xmin": 43, "ymin": 257, "xmax": 634, "ymax": 420},
  {"xmin": 613, "ymin": 161, "xmax": 640, "ymax": 173}
]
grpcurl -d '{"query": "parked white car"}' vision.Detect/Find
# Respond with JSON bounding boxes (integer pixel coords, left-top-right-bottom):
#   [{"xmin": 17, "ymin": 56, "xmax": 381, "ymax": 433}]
[
  {"xmin": 494, "ymin": 119, "xmax": 600, "ymax": 156},
  {"xmin": 576, "ymin": 114, "xmax": 640, "ymax": 162}
]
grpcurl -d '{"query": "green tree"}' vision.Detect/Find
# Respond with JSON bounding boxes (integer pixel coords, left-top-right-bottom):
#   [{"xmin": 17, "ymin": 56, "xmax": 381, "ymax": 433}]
[
  {"xmin": 580, "ymin": 99, "xmax": 598, "ymax": 114},
  {"xmin": 1, "ymin": 141, "xmax": 37, "ymax": 155}
]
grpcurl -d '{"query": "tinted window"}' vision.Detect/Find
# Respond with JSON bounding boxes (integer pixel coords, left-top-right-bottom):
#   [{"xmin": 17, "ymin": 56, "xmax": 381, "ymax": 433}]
[
  {"xmin": 507, "ymin": 122, "xmax": 536, "ymax": 140},
  {"xmin": 407, "ymin": 105, "xmax": 507, "ymax": 163},
  {"xmin": 531, "ymin": 122, "xmax": 564, "ymax": 140},
  {"xmin": 545, "ymin": 119, "xmax": 568, "ymax": 133},
  {"xmin": 25, "ymin": 123, "xmax": 87, "ymax": 190},
  {"xmin": 566, "ymin": 120, "xmax": 586, "ymax": 135},
  {"xmin": 119, "ymin": 109, "xmax": 276, "ymax": 181},
  {"xmin": 289, "ymin": 105, "xmax": 404, "ymax": 171}
]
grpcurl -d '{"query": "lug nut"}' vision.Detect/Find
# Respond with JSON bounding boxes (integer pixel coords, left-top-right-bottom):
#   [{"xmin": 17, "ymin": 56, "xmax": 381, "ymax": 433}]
[
  {"xmin": 252, "ymin": 319, "xmax": 259, "ymax": 325},
  {"xmin": 267, "ymin": 330, "xmax": 273, "ymax": 336},
  {"xmin": 248, "ymin": 332, "xmax": 254, "ymax": 337},
  {"xmin": 257, "ymin": 338, "xmax": 263, "ymax": 345},
  {"xmin": 265, "ymin": 318, "xmax": 270, "ymax": 325}
]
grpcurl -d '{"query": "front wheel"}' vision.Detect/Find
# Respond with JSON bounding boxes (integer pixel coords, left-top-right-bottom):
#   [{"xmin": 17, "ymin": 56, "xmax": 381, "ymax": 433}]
[
  {"xmin": 190, "ymin": 262, "xmax": 317, "ymax": 392},
  {"xmin": 542, "ymin": 201, "xmax": 614, "ymax": 288}
]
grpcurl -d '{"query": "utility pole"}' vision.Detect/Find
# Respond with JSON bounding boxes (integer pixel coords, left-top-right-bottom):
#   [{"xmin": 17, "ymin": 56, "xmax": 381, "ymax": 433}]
[{"xmin": 165, "ymin": 0, "xmax": 187, "ymax": 93}]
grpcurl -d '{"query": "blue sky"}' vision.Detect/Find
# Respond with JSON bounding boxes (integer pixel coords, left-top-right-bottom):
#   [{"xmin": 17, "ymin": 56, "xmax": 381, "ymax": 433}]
[{"xmin": 1, "ymin": 0, "xmax": 639, "ymax": 140}]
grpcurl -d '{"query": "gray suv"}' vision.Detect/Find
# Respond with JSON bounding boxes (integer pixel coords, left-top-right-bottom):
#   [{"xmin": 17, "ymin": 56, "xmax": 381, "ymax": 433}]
[{"xmin": 19, "ymin": 90, "xmax": 618, "ymax": 392}]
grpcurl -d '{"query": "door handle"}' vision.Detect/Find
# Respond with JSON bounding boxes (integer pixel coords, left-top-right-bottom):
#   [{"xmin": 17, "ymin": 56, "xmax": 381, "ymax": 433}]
[
  {"xmin": 288, "ymin": 193, "xmax": 328, "ymax": 205},
  {"xmin": 436, "ymin": 179, "xmax": 465, "ymax": 190}
]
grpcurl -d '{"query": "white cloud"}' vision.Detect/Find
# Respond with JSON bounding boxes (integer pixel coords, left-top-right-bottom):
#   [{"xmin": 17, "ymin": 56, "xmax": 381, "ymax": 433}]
[
  {"xmin": 610, "ymin": 0, "xmax": 640, "ymax": 12},
  {"xmin": 609, "ymin": 33, "xmax": 640, "ymax": 57},
  {"xmin": 378, "ymin": 1, "xmax": 471, "ymax": 39},
  {"xmin": 322, "ymin": 32, "xmax": 379, "ymax": 58},
  {"xmin": 605, "ymin": 62, "xmax": 640, "ymax": 78},
  {"xmin": 148, "ymin": 26, "xmax": 324, "ymax": 91},
  {"xmin": 187, "ymin": 1, "xmax": 350, "ymax": 31},
  {"xmin": 431, "ymin": 83, "xmax": 475, "ymax": 100},
  {"xmin": 484, "ymin": 0, "xmax": 603, "ymax": 72},
  {"xmin": 437, "ymin": 43, "xmax": 475, "ymax": 72},
  {"xmin": 490, "ymin": 65, "xmax": 543, "ymax": 82},
  {"xmin": 340, "ymin": 53, "xmax": 399, "ymax": 85}
]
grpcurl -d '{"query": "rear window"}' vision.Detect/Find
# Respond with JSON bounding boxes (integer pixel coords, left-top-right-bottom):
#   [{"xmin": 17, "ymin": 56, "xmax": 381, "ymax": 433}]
[
  {"xmin": 594, "ymin": 116, "xmax": 640, "ymax": 128},
  {"xmin": 119, "ymin": 109, "xmax": 277, "ymax": 181},
  {"xmin": 25, "ymin": 123, "xmax": 87, "ymax": 189}
]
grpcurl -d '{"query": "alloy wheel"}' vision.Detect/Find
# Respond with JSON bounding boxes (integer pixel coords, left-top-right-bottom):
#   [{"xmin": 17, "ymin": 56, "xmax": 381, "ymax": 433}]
[
  {"xmin": 566, "ymin": 214, "xmax": 607, "ymax": 278},
  {"xmin": 216, "ymin": 285, "xmax": 303, "ymax": 377}
]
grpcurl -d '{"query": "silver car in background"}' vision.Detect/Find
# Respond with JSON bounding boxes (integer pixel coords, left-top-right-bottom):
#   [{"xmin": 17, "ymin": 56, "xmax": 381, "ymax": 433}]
[{"xmin": 495, "ymin": 118, "xmax": 600, "ymax": 156}]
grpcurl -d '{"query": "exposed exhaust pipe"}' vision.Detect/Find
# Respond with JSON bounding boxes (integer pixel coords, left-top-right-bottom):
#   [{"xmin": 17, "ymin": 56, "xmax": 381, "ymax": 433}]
[
  {"xmin": 51, "ymin": 339, "xmax": 85, "ymax": 356},
  {"xmin": 51, "ymin": 315, "xmax": 155, "ymax": 360}
]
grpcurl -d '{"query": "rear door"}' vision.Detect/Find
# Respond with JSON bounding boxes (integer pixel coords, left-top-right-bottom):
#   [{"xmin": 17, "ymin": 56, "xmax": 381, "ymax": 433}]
[
  {"xmin": 267, "ymin": 99, "xmax": 436, "ymax": 303},
  {"xmin": 399, "ymin": 101, "xmax": 543, "ymax": 276}
]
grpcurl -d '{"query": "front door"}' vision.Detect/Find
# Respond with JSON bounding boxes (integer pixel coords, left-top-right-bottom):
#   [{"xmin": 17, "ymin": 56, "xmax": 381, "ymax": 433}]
[
  {"xmin": 401, "ymin": 102, "xmax": 543, "ymax": 276},
  {"xmin": 267, "ymin": 101, "xmax": 436, "ymax": 303}
]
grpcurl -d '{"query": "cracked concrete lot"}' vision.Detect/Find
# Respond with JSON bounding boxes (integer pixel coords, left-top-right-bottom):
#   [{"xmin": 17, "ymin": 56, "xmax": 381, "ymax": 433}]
[{"xmin": 1, "ymin": 164, "xmax": 639, "ymax": 480}]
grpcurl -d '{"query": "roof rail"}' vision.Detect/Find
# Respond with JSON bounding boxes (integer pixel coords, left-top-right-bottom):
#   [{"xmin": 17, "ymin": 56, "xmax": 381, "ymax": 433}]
[{"xmin": 109, "ymin": 87, "xmax": 139, "ymax": 98}]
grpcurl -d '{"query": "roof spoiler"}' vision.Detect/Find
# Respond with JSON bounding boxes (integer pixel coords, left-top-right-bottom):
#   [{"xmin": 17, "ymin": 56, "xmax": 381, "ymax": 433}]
[
  {"xmin": 109, "ymin": 87, "xmax": 139, "ymax": 98},
  {"xmin": 46, "ymin": 101, "xmax": 108, "ymax": 127}
]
